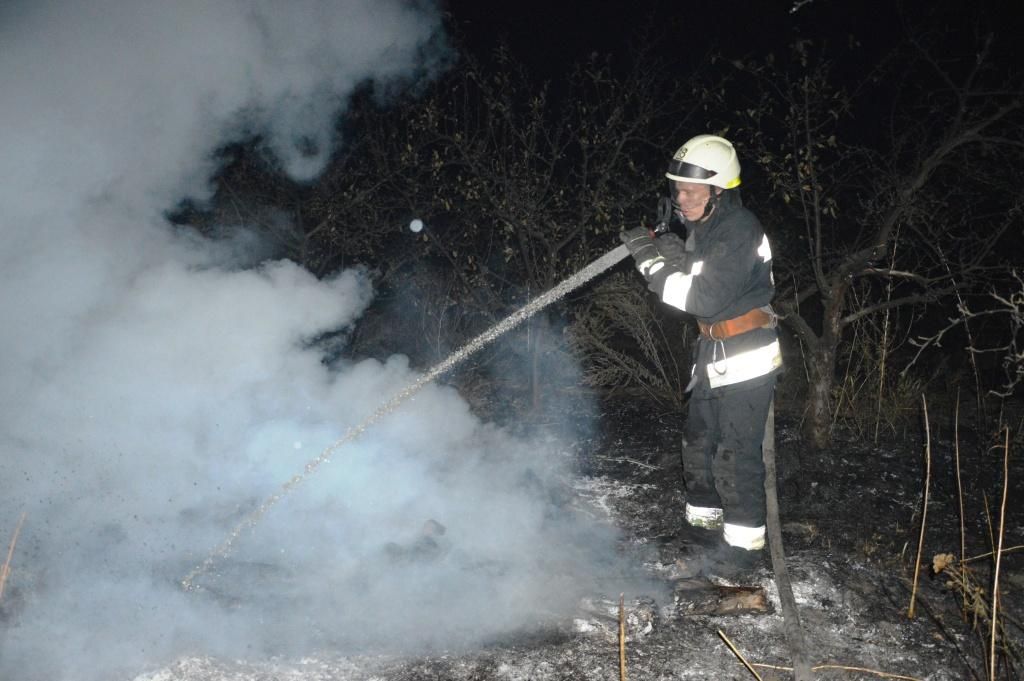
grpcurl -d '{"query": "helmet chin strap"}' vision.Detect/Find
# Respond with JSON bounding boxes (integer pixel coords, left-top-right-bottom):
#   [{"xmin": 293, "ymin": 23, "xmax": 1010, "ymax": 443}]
[
  {"xmin": 669, "ymin": 185, "xmax": 724, "ymax": 223},
  {"xmin": 700, "ymin": 185, "xmax": 720, "ymax": 220}
]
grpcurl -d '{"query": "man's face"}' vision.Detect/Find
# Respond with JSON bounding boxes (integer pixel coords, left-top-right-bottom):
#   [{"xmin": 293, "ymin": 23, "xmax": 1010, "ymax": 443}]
[{"xmin": 671, "ymin": 180, "xmax": 717, "ymax": 222}]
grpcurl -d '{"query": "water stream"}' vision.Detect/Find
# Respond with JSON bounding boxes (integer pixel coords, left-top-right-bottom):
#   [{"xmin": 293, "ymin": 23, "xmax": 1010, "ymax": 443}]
[{"xmin": 182, "ymin": 244, "xmax": 630, "ymax": 589}]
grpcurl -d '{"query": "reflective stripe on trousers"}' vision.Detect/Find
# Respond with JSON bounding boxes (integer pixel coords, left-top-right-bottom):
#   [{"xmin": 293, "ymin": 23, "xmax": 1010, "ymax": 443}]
[
  {"xmin": 707, "ymin": 338, "xmax": 782, "ymax": 389},
  {"xmin": 685, "ymin": 502, "xmax": 723, "ymax": 529},
  {"xmin": 724, "ymin": 522, "xmax": 765, "ymax": 550}
]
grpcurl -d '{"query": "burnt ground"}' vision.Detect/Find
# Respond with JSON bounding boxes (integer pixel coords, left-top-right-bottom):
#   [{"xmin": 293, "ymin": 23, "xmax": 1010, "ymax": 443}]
[{"xmin": 129, "ymin": 396, "xmax": 1024, "ymax": 681}]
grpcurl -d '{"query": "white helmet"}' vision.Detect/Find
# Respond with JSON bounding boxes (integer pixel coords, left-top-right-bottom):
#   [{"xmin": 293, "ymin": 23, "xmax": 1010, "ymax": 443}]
[{"xmin": 665, "ymin": 134, "xmax": 741, "ymax": 189}]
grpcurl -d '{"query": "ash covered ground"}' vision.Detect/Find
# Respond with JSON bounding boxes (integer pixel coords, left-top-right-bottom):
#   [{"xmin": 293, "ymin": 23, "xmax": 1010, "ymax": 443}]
[{"xmin": 123, "ymin": 398, "xmax": 1023, "ymax": 681}]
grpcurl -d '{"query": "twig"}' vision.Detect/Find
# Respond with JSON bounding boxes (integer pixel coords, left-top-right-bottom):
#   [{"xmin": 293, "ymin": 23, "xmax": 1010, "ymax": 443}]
[
  {"xmin": 1, "ymin": 511, "xmax": 27, "ymax": 604},
  {"xmin": 753, "ymin": 662, "xmax": 923, "ymax": 680},
  {"xmin": 964, "ymin": 545, "xmax": 1024, "ymax": 564},
  {"xmin": 990, "ymin": 427, "xmax": 1010, "ymax": 681},
  {"xmin": 954, "ymin": 393, "xmax": 968, "ymax": 620},
  {"xmin": 622, "ymin": 457, "xmax": 658, "ymax": 470},
  {"xmin": 908, "ymin": 394, "xmax": 930, "ymax": 619},
  {"xmin": 983, "ymin": 492, "xmax": 995, "ymax": 555},
  {"xmin": 939, "ymin": 255, "xmax": 986, "ymax": 420},
  {"xmin": 875, "ymin": 229, "xmax": 898, "ymax": 444},
  {"xmin": 598, "ymin": 456, "xmax": 659, "ymax": 471},
  {"xmin": 717, "ymin": 629, "xmax": 764, "ymax": 681},
  {"xmin": 618, "ymin": 593, "xmax": 627, "ymax": 681}
]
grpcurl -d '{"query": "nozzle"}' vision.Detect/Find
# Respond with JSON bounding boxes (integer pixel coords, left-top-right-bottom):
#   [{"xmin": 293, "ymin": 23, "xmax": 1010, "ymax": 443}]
[{"xmin": 653, "ymin": 196, "xmax": 673, "ymax": 234}]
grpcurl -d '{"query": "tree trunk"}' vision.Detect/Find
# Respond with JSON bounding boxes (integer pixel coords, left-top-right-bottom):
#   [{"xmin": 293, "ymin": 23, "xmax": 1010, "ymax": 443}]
[
  {"xmin": 804, "ymin": 344, "xmax": 836, "ymax": 448},
  {"xmin": 802, "ymin": 289, "xmax": 845, "ymax": 448}
]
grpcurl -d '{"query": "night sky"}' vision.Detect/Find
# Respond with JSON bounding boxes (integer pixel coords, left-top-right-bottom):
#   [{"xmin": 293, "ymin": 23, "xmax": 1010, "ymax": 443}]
[{"xmin": 444, "ymin": 0, "xmax": 1022, "ymax": 76}]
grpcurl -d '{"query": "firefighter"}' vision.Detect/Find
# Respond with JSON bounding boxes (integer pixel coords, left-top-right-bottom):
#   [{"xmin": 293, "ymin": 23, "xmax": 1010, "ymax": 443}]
[{"xmin": 620, "ymin": 134, "xmax": 782, "ymax": 577}]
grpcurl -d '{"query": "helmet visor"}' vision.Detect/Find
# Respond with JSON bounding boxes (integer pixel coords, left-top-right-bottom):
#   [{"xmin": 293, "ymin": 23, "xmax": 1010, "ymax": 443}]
[{"xmin": 666, "ymin": 159, "xmax": 716, "ymax": 181}]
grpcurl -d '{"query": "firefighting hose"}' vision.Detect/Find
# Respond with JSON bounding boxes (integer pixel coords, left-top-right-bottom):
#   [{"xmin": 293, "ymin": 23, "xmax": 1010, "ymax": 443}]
[
  {"xmin": 181, "ymin": 240, "xmax": 632, "ymax": 590},
  {"xmin": 763, "ymin": 400, "xmax": 812, "ymax": 681}
]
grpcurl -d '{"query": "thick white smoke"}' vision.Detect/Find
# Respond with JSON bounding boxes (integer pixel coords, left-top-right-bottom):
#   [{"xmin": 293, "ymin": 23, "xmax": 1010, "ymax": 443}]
[{"xmin": 0, "ymin": 2, "xmax": 642, "ymax": 680}]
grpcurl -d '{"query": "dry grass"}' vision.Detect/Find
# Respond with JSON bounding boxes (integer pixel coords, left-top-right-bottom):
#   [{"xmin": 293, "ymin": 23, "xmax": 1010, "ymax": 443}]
[
  {"xmin": 928, "ymin": 417, "xmax": 1021, "ymax": 680},
  {"xmin": 907, "ymin": 395, "xmax": 932, "ymax": 620}
]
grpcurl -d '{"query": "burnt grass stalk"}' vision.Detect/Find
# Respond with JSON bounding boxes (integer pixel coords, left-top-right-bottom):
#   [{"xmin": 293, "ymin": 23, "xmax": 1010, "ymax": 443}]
[{"xmin": 909, "ymin": 394, "xmax": 1021, "ymax": 680}]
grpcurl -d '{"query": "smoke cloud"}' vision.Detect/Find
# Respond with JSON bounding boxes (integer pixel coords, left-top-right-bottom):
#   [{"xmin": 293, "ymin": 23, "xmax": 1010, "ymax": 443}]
[{"xmin": 0, "ymin": 2, "xmax": 644, "ymax": 680}]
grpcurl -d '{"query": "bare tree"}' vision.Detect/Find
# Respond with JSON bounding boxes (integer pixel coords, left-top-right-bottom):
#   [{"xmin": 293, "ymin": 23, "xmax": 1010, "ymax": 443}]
[
  {"xmin": 907, "ymin": 270, "xmax": 1024, "ymax": 400},
  {"xmin": 721, "ymin": 33, "xmax": 1022, "ymax": 446}
]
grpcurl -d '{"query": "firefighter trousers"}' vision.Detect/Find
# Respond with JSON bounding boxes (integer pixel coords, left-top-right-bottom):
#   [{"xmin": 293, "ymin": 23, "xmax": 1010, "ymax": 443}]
[{"xmin": 681, "ymin": 379, "xmax": 775, "ymax": 528}]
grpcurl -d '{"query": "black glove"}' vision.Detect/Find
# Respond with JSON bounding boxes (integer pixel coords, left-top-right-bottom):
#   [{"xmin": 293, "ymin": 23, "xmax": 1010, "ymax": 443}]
[
  {"xmin": 619, "ymin": 227, "xmax": 663, "ymax": 277},
  {"xmin": 655, "ymin": 232, "xmax": 691, "ymax": 269}
]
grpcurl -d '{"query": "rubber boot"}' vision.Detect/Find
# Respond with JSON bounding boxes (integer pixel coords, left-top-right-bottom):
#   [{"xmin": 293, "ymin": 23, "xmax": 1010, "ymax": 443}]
[{"xmin": 702, "ymin": 542, "xmax": 767, "ymax": 583}]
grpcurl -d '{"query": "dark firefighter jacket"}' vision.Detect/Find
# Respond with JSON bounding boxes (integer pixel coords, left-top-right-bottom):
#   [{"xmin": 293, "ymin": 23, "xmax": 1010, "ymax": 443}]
[{"xmin": 647, "ymin": 189, "xmax": 782, "ymax": 397}]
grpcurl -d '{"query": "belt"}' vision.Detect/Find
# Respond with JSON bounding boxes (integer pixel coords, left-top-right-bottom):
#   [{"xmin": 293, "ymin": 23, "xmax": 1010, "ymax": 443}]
[{"xmin": 698, "ymin": 307, "xmax": 774, "ymax": 340}]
